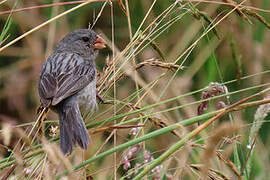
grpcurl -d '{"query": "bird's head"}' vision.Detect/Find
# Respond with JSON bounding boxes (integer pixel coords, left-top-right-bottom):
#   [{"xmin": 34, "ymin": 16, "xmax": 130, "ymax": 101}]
[{"xmin": 55, "ymin": 29, "xmax": 106, "ymax": 60}]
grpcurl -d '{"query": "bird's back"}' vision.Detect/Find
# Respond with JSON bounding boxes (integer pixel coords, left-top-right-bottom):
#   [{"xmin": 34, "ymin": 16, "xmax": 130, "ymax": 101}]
[{"xmin": 38, "ymin": 52, "xmax": 96, "ymax": 108}]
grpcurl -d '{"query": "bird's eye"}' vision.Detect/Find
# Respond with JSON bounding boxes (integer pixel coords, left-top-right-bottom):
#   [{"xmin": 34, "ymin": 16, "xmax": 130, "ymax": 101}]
[{"xmin": 82, "ymin": 37, "xmax": 89, "ymax": 42}]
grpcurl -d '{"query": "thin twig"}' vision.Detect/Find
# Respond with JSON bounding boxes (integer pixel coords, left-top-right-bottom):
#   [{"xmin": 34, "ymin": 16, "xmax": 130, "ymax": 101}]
[
  {"xmin": 136, "ymin": 58, "xmax": 185, "ymax": 71},
  {"xmin": 0, "ymin": 0, "xmax": 105, "ymax": 53},
  {"xmin": 0, "ymin": 1, "xmax": 85, "ymax": 15},
  {"xmin": 240, "ymin": 133, "xmax": 258, "ymax": 176}
]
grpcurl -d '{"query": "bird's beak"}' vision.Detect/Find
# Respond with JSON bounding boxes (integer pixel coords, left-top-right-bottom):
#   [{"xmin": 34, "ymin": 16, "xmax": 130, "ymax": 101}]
[{"xmin": 93, "ymin": 35, "xmax": 106, "ymax": 50}]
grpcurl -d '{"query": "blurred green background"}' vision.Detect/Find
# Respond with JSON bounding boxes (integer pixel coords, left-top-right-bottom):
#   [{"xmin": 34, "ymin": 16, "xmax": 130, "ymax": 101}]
[{"xmin": 1, "ymin": 0, "xmax": 270, "ymax": 179}]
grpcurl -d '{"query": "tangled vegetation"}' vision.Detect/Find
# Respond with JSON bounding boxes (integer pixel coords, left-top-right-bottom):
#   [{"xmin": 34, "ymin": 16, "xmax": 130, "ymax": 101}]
[{"xmin": 1, "ymin": 0, "xmax": 270, "ymax": 179}]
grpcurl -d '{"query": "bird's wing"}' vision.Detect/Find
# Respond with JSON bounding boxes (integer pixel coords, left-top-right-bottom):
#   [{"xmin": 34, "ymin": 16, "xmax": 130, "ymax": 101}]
[{"xmin": 38, "ymin": 53, "xmax": 96, "ymax": 107}]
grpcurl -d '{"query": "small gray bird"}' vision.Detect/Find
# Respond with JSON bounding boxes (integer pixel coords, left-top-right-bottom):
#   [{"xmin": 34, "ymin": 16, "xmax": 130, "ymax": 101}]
[{"xmin": 38, "ymin": 29, "xmax": 105, "ymax": 154}]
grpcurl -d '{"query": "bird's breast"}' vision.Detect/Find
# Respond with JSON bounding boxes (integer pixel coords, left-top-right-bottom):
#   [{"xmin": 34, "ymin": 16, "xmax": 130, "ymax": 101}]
[{"xmin": 77, "ymin": 79, "xmax": 97, "ymax": 111}]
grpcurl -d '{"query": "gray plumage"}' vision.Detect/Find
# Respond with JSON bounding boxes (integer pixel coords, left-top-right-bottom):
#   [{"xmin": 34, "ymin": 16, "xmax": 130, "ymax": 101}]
[{"xmin": 38, "ymin": 29, "xmax": 104, "ymax": 154}]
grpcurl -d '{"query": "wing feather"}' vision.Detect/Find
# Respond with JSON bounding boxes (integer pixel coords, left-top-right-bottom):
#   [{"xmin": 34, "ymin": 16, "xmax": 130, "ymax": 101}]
[{"xmin": 38, "ymin": 53, "xmax": 96, "ymax": 107}]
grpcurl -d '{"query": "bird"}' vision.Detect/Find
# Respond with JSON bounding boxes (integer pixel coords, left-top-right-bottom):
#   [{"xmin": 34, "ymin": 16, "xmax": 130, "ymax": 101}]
[{"xmin": 38, "ymin": 29, "xmax": 106, "ymax": 154}]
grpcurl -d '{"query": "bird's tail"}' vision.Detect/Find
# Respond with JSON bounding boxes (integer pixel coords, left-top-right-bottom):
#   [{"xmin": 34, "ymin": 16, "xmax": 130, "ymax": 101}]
[{"xmin": 57, "ymin": 97, "xmax": 90, "ymax": 155}]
